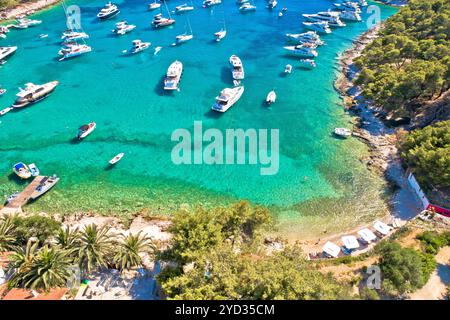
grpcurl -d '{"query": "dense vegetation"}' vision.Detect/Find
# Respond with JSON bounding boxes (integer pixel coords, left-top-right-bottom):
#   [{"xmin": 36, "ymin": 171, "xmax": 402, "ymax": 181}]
[
  {"xmin": 0, "ymin": 0, "xmax": 17, "ymax": 11},
  {"xmin": 0, "ymin": 214, "xmax": 154, "ymax": 291},
  {"xmin": 399, "ymin": 120, "xmax": 450, "ymax": 189},
  {"xmin": 355, "ymin": 0, "xmax": 450, "ymax": 119},
  {"xmin": 416, "ymin": 230, "xmax": 450, "ymax": 254},
  {"xmin": 158, "ymin": 201, "xmax": 353, "ymax": 300}
]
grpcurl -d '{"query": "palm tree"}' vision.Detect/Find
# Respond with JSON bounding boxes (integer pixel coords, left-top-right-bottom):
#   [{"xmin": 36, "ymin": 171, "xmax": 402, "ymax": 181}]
[
  {"xmin": 7, "ymin": 240, "xmax": 39, "ymax": 288},
  {"xmin": 78, "ymin": 224, "xmax": 114, "ymax": 275},
  {"xmin": 113, "ymin": 231, "xmax": 155, "ymax": 271},
  {"xmin": 55, "ymin": 226, "xmax": 80, "ymax": 260},
  {"xmin": 0, "ymin": 214, "xmax": 18, "ymax": 252},
  {"xmin": 10, "ymin": 245, "xmax": 73, "ymax": 291}
]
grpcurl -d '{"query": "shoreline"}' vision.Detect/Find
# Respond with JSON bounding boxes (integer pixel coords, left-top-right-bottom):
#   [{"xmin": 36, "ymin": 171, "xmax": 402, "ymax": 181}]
[{"xmin": 0, "ymin": 0, "xmax": 61, "ymax": 23}]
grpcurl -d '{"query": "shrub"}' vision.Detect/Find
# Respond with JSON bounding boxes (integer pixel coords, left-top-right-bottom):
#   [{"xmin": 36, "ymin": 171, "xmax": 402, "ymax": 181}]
[{"xmin": 12, "ymin": 215, "xmax": 61, "ymax": 245}]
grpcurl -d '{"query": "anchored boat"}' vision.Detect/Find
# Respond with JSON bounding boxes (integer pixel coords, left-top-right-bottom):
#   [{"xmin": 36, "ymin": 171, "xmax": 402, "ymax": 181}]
[
  {"xmin": 229, "ymin": 55, "xmax": 245, "ymax": 80},
  {"xmin": 109, "ymin": 153, "xmax": 125, "ymax": 165},
  {"xmin": 12, "ymin": 81, "xmax": 59, "ymax": 109},
  {"xmin": 77, "ymin": 122, "xmax": 96, "ymax": 140},
  {"xmin": 13, "ymin": 162, "xmax": 32, "ymax": 179},
  {"xmin": 211, "ymin": 86, "xmax": 244, "ymax": 113},
  {"xmin": 30, "ymin": 175, "xmax": 60, "ymax": 200},
  {"xmin": 164, "ymin": 60, "xmax": 183, "ymax": 90}
]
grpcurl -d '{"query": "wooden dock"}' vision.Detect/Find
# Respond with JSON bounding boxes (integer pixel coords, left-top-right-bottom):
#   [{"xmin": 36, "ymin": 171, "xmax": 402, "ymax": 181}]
[{"xmin": 0, "ymin": 176, "xmax": 45, "ymax": 214}]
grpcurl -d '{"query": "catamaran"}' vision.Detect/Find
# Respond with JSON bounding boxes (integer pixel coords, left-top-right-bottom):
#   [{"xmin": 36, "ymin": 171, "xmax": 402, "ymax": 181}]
[
  {"xmin": 58, "ymin": 43, "xmax": 92, "ymax": 61},
  {"xmin": 164, "ymin": 60, "xmax": 183, "ymax": 90},
  {"xmin": 13, "ymin": 162, "xmax": 32, "ymax": 179},
  {"xmin": 229, "ymin": 55, "xmax": 245, "ymax": 80},
  {"xmin": 12, "ymin": 81, "xmax": 59, "ymax": 108},
  {"xmin": 176, "ymin": 3, "xmax": 194, "ymax": 14},
  {"xmin": 303, "ymin": 11, "xmax": 346, "ymax": 27},
  {"xmin": 0, "ymin": 46, "xmax": 17, "ymax": 61},
  {"xmin": 97, "ymin": 2, "xmax": 120, "ymax": 20},
  {"xmin": 112, "ymin": 21, "xmax": 136, "ymax": 35},
  {"xmin": 211, "ymin": 86, "xmax": 244, "ymax": 113},
  {"xmin": 239, "ymin": 3, "xmax": 256, "ymax": 12},
  {"xmin": 77, "ymin": 122, "xmax": 96, "ymax": 140},
  {"xmin": 302, "ymin": 21, "xmax": 332, "ymax": 34},
  {"xmin": 283, "ymin": 45, "xmax": 318, "ymax": 58}
]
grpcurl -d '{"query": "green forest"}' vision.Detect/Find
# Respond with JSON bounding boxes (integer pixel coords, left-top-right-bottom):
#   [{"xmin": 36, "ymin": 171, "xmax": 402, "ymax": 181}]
[{"xmin": 355, "ymin": 0, "xmax": 449, "ymax": 119}]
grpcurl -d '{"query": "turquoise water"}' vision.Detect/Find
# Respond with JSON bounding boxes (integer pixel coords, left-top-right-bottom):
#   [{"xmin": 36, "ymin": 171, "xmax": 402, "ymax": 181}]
[{"xmin": 0, "ymin": 0, "xmax": 397, "ymax": 238}]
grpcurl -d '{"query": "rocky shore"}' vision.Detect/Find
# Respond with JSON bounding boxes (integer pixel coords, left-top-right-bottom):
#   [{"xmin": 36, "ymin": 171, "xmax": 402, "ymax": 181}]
[{"xmin": 0, "ymin": 0, "xmax": 61, "ymax": 22}]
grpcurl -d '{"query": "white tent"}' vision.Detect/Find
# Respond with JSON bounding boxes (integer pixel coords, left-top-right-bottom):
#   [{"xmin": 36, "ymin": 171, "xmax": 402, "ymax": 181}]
[
  {"xmin": 341, "ymin": 235, "xmax": 360, "ymax": 250},
  {"xmin": 357, "ymin": 228, "xmax": 377, "ymax": 243},
  {"xmin": 322, "ymin": 241, "xmax": 341, "ymax": 258},
  {"xmin": 373, "ymin": 220, "xmax": 391, "ymax": 235}
]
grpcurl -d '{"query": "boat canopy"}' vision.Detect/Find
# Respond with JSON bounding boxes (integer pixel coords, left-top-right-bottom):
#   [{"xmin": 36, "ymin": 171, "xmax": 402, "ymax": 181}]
[
  {"xmin": 322, "ymin": 241, "xmax": 341, "ymax": 258},
  {"xmin": 14, "ymin": 162, "xmax": 25, "ymax": 170},
  {"xmin": 357, "ymin": 228, "xmax": 377, "ymax": 242},
  {"xmin": 341, "ymin": 235, "xmax": 359, "ymax": 250},
  {"xmin": 373, "ymin": 220, "xmax": 390, "ymax": 235}
]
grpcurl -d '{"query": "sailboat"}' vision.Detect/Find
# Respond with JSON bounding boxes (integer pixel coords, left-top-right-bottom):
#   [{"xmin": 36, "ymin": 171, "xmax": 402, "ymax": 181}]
[
  {"xmin": 152, "ymin": 0, "xmax": 176, "ymax": 28},
  {"xmin": 173, "ymin": 18, "xmax": 193, "ymax": 45},
  {"xmin": 175, "ymin": 2, "xmax": 195, "ymax": 14},
  {"xmin": 214, "ymin": 8, "xmax": 227, "ymax": 42}
]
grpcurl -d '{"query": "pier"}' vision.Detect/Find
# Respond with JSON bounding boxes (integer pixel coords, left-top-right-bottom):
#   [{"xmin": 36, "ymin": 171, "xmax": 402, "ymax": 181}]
[{"xmin": 0, "ymin": 176, "xmax": 45, "ymax": 214}]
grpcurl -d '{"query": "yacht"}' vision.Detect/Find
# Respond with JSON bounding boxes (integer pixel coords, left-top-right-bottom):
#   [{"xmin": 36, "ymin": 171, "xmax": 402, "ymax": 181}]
[
  {"xmin": 97, "ymin": 2, "xmax": 120, "ymax": 20},
  {"xmin": 203, "ymin": 0, "xmax": 222, "ymax": 7},
  {"xmin": 339, "ymin": 10, "xmax": 362, "ymax": 21},
  {"xmin": 334, "ymin": 127, "xmax": 352, "ymax": 138},
  {"xmin": 12, "ymin": 81, "xmax": 59, "ymax": 108},
  {"xmin": 77, "ymin": 122, "xmax": 96, "ymax": 139},
  {"xmin": 214, "ymin": 29, "xmax": 227, "ymax": 42},
  {"xmin": 148, "ymin": 0, "xmax": 161, "ymax": 10},
  {"xmin": 112, "ymin": 21, "xmax": 136, "ymax": 35},
  {"xmin": 28, "ymin": 163, "xmax": 40, "ymax": 176},
  {"xmin": 61, "ymin": 30, "xmax": 89, "ymax": 41},
  {"xmin": 283, "ymin": 45, "xmax": 318, "ymax": 58},
  {"xmin": 164, "ymin": 60, "xmax": 183, "ymax": 91},
  {"xmin": 299, "ymin": 59, "xmax": 316, "ymax": 69},
  {"xmin": 58, "ymin": 43, "xmax": 92, "ymax": 61},
  {"xmin": 125, "ymin": 40, "xmax": 151, "ymax": 54},
  {"xmin": 286, "ymin": 32, "xmax": 324, "ymax": 45},
  {"xmin": 229, "ymin": 55, "xmax": 244, "ymax": 80},
  {"xmin": 211, "ymin": 86, "xmax": 244, "ymax": 113},
  {"xmin": 303, "ymin": 11, "xmax": 346, "ymax": 27},
  {"xmin": 0, "ymin": 46, "xmax": 18, "ymax": 61},
  {"xmin": 152, "ymin": 13, "xmax": 176, "ymax": 28},
  {"xmin": 302, "ymin": 21, "xmax": 332, "ymax": 34},
  {"xmin": 239, "ymin": 3, "xmax": 256, "ymax": 12},
  {"xmin": 109, "ymin": 153, "xmax": 125, "ymax": 165},
  {"xmin": 30, "ymin": 175, "xmax": 60, "ymax": 200},
  {"xmin": 266, "ymin": 90, "xmax": 276, "ymax": 105},
  {"xmin": 284, "ymin": 64, "xmax": 292, "ymax": 74},
  {"xmin": 267, "ymin": 0, "xmax": 277, "ymax": 9},
  {"xmin": 333, "ymin": 2, "xmax": 361, "ymax": 13},
  {"xmin": 16, "ymin": 18, "xmax": 42, "ymax": 28},
  {"xmin": 13, "ymin": 162, "xmax": 31, "ymax": 179},
  {"xmin": 176, "ymin": 3, "xmax": 194, "ymax": 13}
]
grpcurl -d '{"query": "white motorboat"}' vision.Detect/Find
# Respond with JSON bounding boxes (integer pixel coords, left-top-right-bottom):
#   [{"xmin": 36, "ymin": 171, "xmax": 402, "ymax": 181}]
[
  {"xmin": 303, "ymin": 11, "xmax": 346, "ymax": 27},
  {"xmin": 286, "ymin": 31, "xmax": 324, "ymax": 45},
  {"xmin": 77, "ymin": 122, "xmax": 96, "ymax": 140},
  {"xmin": 109, "ymin": 153, "xmax": 125, "ymax": 165},
  {"xmin": 211, "ymin": 86, "xmax": 244, "ymax": 113},
  {"xmin": 176, "ymin": 3, "xmax": 194, "ymax": 13},
  {"xmin": 203, "ymin": 0, "xmax": 222, "ymax": 7},
  {"xmin": 13, "ymin": 162, "xmax": 32, "ymax": 179},
  {"xmin": 266, "ymin": 90, "xmax": 276, "ymax": 105},
  {"xmin": 214, "ymin": 28, "xmax": 227, "ymax": 42},
  {"xmin": 334, "ymin": 127, "xmax": 352, "ymax": 137},
  {"xmin": 339, "ymin": 10, "xmax": 362, "ymax": 21},
  {"xmin": 28, "ymin": 163, "xmax": 40, "ymax": 176},
  {"xmin": 148, "ymin": 0, "xmax": 161, "ymax": 10},
  {"xmin": 333, "ymin": 2, "xmax": 361, "ymax": 13},
  {"xmin": 267, "ymin": 0, "xmax": 277, "ymax": 9},
  {"xmin": 58, "ymin": 43, "xmax": 92, "ymax": 61},
  {"xmin": 229, "ymin": 55, "xmax": 244, "ymax": 80},
  {"xmin": 239, "ymin": 3, "xmax": 256, "ymax": 12},
  {"xmin": 12, "ymin": 81, "xmax": 59, "ymax": 108},
  {"xmin": 61, "ymin": 31, "xmax": 89, "ymax": 41},
  {"xmin": 302, "ymin": 21, "xmax": 332, "ymax": 34},
  {"xmin": 39, "ymin": 34, "xmax": 48, "ymax": 39},
  {"xmin": 30, "ymin": 175, "xmax": 60, "ymax": 200},
  {"xmin": 97, "ymin": 2, "xmax": 120, "ymax": 20},
  {"xmin": 284, "ymin": 64, "xmax": 292, "ymax": 74},
  {"xmin": 164, "ymin": 60, "xmax": 183, "ymax": 90},
  {"xmin": 152, "ymin": 13, "xmax": 176, "ymax": 28},
  {"xmin": 16, "ymin": 18, "xmax": 42, "ymax": 28},
  {"xmin": 112, "ymin": 21, "xmax": 136, "ymax": 35},
  {"xmin": 124, "ymin": 40, "xmax": 151, "ymax": 54},
  {"xmin": 0, "ymin": 46, "xmax": 17, "ymax": 61},
  {"xmin": 283, "ymin": 45, "xmax": 318, "ymax": 58},
  {"xmin": 299, "ymin": 59, "xmax": 316, "ymax": 69}
]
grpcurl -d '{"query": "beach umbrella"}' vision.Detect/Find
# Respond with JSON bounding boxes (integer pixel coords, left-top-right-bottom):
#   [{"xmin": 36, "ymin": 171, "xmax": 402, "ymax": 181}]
[
  {"xmin": 357, "ymin": 228, "xmax": 377, "ymax": 243},
  {"xmin": 322, "ymin": 241, "xmax": 341, "ymax": 258},
  {"xmin": 373, "ymin": 220, "xmax": 390, "ymax": 235},
  {"xmin": 341, "ymin": 235, "xmax": 360, "ymax": 250}
]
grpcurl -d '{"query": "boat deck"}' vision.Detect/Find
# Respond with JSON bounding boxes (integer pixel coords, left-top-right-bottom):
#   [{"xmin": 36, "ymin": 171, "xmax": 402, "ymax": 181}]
[{"xmin": 0, "ymin": 175, "xmax": 45, "ymax": 214}]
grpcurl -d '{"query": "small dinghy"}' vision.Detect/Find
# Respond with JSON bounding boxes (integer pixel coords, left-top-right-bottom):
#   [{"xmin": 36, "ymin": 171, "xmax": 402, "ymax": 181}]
[
  {"xmin": 154, "ymin": 46, "xmax": 162, "ymax": 55},
  {"xmin": 0, "ymin": 88, "xmax": 6, "ymax": 96},
  {"xmin": 334, "ymin": 127, "xmax": 352, "ymax": 138},
  {"xmin": 284, "ymin": 64, "xmax": 292, "ymax": 74},
  {"xmin": 266, "ymin": 90, "xmax": 276, "ymax": 105},
  {"xmin": 109, "ymin": 152, "xmax": 125, "ymax": 165},
  {"xmin": 0, "ymin": 107, "xmax": 12, "ymax": 116},
  {"xmin": 13, "ymin": 162, "xmax": 32, "ymax": 179},
  {"xmin": 39, "ymin": 34, "xmax": 48, "ymax": 38},
  {"xmin": 77, "ymin": 122, "xmax": 96, "ymax": 140},
  {"xmin": 28, "ymin": 163, "xmax": 40, "ymax": 176}
]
